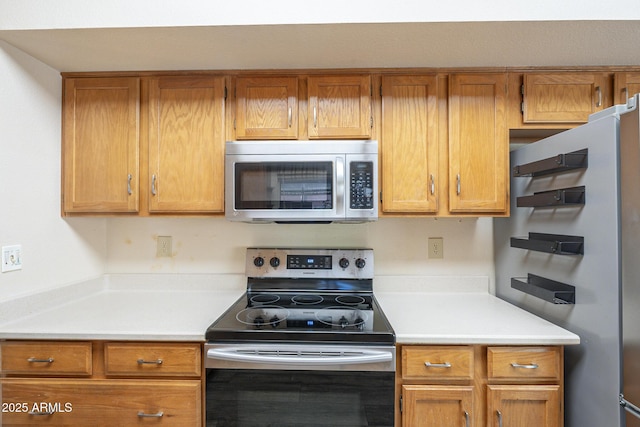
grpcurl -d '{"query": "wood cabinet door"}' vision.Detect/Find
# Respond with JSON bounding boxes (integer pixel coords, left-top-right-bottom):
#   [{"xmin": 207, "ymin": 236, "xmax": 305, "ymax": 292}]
[
  {"xmin": 487, "ymin": 385, "xmax": 561, "ymax": 427},
  {"xmin": 402, "ymin": 385, "xmax": 473, "ymax": 427},
  {"xmin": 235, "ymin": 76, "xmax": 298, "ymax": 139},
  {"xmin": 381, "ymin": 75, "xmax": 439, "ymax": 213},
  {"xmin": 614, "ymin": 72, "xmax": 640, "ymax": 104},
  {"xmin": 523, "ymin": 73, "xmax": 609, "ymax": 123},
  {"xmin": 148, "ymin": 76, "xmax": 225, "ymax": 213},
  {"xmin": 448, "ymin": 73, "xmax": 508, "ymax": 213},
  {"xmin": 62, "ymin": 77, "xmax": 140, "ymax": 213},
  {"xmin": 308, "ymin": 75, "xmax": 372, "ymax": 139}
]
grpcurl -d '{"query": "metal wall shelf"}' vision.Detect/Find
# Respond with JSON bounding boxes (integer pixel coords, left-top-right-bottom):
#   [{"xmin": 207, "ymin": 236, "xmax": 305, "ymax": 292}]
[
  {"xmin": 511, "ymin": 274, "xmax": 576, "ymax": 304},
  {"xmin": 516, "ymin": 186, "xmax": 586, "ymax": 208},
  {"xmin": 510, "ymin": 232, "xmax": 584, "ymax": 255},
  {"xmin": 513, "ymin": 148, "xmax": 588, "ymax": 177}
]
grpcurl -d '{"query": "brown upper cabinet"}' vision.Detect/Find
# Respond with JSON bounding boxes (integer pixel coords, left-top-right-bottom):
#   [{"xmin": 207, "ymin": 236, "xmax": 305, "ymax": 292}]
[
  {"xmin": 234, "ymin": 76, "xmax": 298, "ymax": 139},
  {"xmin": 510, "ymin": 72, "xmax": 611, "ymax": 128},
  {"xmin": 614, "ymin": 72, "xmax": 640, "ymax": 104},
  {"xmin": 380, "ymin": 75, "xmax": 440, "ymax": 213},
  {"xmin": 448, "ymin": 73, "xmax": 509, "ymax": 214},
  {"xmin": 307, "ymin": 75, "xmax": 372, "ymax": 139},
  {"xmin": 147, "ymin": 76, "xmax": 226, "ymax": 213},
  {"xmin": 62, "ymin": 77, "xmax": 140, "ymax": 214}
]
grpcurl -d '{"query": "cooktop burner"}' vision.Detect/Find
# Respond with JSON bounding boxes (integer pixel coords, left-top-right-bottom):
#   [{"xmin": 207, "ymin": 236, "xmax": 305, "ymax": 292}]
[{"xmin": 205, "ymin": 248, "xmax": 395, "ymax": 344}]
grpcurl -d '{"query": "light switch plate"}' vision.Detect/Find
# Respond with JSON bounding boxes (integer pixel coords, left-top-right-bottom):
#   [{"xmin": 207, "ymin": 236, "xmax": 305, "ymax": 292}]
[{"xmin": 2, "ymin": 245, "xmax": 22, "ymax": 272}]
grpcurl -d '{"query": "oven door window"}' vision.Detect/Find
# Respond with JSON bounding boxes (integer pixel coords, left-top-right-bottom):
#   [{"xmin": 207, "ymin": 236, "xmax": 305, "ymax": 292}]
[
  {"xmin": 234, "ymin": 162, "xmax": 334, "ymax": 210},
  {"xmin": 206, "ymin": 369, "xmax": 394, "ymax": 427}
]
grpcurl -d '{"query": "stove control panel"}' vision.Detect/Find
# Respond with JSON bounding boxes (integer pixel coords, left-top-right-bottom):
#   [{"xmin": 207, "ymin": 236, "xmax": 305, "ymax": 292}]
[{"xmin": 246, "ymin": 248, "xmax": 374, "ymax": 279}]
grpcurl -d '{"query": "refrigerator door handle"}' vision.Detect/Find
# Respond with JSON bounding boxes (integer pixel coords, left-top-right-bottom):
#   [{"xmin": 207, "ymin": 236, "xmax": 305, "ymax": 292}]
[{"xmin": 620, "ymin": 394, "xmax": 640, "ymax": 420}]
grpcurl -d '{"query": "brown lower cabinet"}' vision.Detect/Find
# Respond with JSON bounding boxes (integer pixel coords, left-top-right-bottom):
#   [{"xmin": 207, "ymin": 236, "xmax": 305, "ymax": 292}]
[
  {"xmin": 397, "ymin": 345, "xmax": 563, "ymax": 427},
  {"xmin": 0, "ymin": 340, "xmax": 202, "ymax": 426}
]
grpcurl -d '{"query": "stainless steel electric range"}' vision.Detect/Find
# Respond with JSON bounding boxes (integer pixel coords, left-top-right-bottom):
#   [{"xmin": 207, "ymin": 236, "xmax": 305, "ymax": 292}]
[{"xmin": 204, "ymin": 248, "xmax": 395, "ymax": 427}]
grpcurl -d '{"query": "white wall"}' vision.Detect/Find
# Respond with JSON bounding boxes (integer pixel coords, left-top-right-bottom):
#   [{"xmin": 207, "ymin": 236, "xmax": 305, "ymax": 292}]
[
  {"xmin": 1, "ymin": 0, "xmax": 638, "ymax": 30},
  {"xmin": 106, "ymin": 216, "xmax": 495, "ymax": 290},
  {"xmin": 0, "ymin": 41, "xmax": 106, "ymax": 302}
]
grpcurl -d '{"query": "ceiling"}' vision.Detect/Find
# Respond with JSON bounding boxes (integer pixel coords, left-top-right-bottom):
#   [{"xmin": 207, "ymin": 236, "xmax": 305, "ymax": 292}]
[{"xmin": 1, "ymin": 20, "xmax": 640, "ymax": 72}]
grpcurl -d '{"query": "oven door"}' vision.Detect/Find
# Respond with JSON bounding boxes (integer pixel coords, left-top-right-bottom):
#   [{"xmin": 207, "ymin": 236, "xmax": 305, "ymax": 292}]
[
  {"xmin": 205, "ymin": 343, "xmax": 395, "ymax": 427},
  {"xmin": 225, "ymin": 154, "xmax": 344, "ymax": 222}
]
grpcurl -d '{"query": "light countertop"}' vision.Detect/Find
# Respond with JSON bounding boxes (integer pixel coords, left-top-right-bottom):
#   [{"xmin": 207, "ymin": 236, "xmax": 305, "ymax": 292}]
[{"xmin": 0, "ymin": 274, "xmax": 580, "ymax": 345}]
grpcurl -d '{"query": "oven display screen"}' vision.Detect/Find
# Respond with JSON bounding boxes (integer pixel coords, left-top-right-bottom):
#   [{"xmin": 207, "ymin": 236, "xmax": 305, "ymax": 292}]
[{"xmin": 287, "ymin": 255, "xmax": 332, "ymax": 269}]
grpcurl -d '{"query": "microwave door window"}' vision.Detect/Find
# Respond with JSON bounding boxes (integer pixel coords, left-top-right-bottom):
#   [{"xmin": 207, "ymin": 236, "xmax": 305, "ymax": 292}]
[{"xmin": 235, "ymin": 162, "xmax": 333, "ymax": 210}]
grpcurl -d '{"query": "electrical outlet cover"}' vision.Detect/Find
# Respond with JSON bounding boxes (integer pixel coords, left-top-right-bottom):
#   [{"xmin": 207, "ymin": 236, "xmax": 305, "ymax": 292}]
[{"xmin": 2, "ymin": 245, "xmax": 22, "ymax": 272}]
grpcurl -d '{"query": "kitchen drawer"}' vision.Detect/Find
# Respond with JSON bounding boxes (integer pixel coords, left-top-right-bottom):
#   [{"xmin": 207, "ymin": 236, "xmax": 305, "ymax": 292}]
[
  {"xmin": 487, "ymin": 346, "xmax": 561, "ymax": 381},
  {"xmin": 104, "ymin": 342, "xmax": 201, "ymax": 377},
  {"xmin": 0, "ymin": 341, "xmax": 92, "ymax": 376},
  {"xmin": 0, "ymin": 378, "xmax": 201, "ymax": 426},
  {"xmin": 402, "ymin": 345, "xmax": 474, "ymax": 381}
]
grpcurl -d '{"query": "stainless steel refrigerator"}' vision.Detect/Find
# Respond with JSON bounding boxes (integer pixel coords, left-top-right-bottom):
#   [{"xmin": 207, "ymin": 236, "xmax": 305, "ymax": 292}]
[{"xmin": 494, "ymin": 94, "xmax": 640, "ymax": 427}]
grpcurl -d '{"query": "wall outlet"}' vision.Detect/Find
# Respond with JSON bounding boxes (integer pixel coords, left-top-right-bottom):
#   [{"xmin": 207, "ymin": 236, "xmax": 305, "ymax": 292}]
[
  {"xmin": 428, "ymin": 238, "xmax": 444, "ymax": 259},
  {"xmin": 156, "ymin": 236, "xmax": 172, "ymax": 257},
  {"xmin": 2, "ymin": 245, "xmax": 23, "ymax": 272}
]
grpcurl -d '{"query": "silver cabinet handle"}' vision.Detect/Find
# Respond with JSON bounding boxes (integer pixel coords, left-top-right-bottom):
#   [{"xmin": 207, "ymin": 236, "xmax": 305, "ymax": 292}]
[
  {"xmin": 313, "ymin": 106, "xmax": 317, "ymax": 128},
  {"xmin": 511, "ymin": 362, "xmax": 539, "ymax": 369},
  {"xmin": 456, "ymin": 174, "xmax": 461, "ymax": 195},
  {"xmin": 151, "ymin": 175, "xmax": 157, "ymax": 196},
  {"xmin": 595, "ymin": 86, "xmax": 602, "ymax": 107},
  {"xmin": 137, "ymin": 411, "xmax": 164, "ymax": 418},
  {"xmin": 288, "ymin": 106, "xmax": 292, "ymax": 127},
  {"xmin": 430, "ymin": 174, "xmax": 435, "ymax": 195},
  {"xmin": 127, "ymin": 174, "xmax": 133, "ymax": 195},
  {"xmin": 27, "ymin": 357, "xmax": 54, "ymax": 363},
  {"xmin": 464, "ymin": 410, "xmax": 470, "ymax": 427},
  {"xmin": 624, "ymin": 87, "xmax": 630, "ymax": 101},
  {"xmin": 137, "ymin": 358, "xmax": 163, "ymax": 365},
  {"xmin": 497, "ymin": 410, "xmax": 503, "ymax": 427},
  {"xmin": 424, "ymin": 361, "xmax": 452, "ymax": 368}
]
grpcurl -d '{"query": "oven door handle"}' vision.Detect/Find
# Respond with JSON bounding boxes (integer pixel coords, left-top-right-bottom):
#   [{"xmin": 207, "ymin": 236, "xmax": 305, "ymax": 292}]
[{"xmin": 207, "ymin": 347, "xmax": 393, "ymax": 366}]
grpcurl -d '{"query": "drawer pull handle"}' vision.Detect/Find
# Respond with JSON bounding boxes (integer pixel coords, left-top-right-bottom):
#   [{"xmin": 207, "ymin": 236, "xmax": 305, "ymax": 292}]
[
  {"xmin": 137, "ymin": 358, "xmax": 163, "ymax": 365},
  {"xmin": 137, "ymin": 411, "xmax": 164, "ymax": 418},
  {"xmin": 424, "ymin": 362, "xmax": 452, "ymax": 368},
  {"xmin": 497, "ymin": 410, "xmax": 503, "ymax": 427},
  {"xmin": 511, "ymin": 362, "xmax": 539, "ymax": 369},
  {"xmin": 28, "ymin": 410, "xmax": 55, "ymax": 416},
  {"xmin": 27, "ymin": 357, "xmax": 54, "ymax": 363},
  {"xmin": 464, "ymin": 410, "xmax": 470, "ymax": 427}
]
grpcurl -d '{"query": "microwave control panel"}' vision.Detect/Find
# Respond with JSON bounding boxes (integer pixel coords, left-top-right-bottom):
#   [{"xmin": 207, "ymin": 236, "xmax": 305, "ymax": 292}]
[{"xmin": 349, "ymin": 161, "xmax": 374, "ymax": 210}]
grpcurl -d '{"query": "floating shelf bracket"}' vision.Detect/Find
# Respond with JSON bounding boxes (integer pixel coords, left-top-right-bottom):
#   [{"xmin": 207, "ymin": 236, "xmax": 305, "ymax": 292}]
[
  {"xmin": 510, "ymin": 232, "xmax": 584, "ymax": 255},
  {"xmin": 511, "ymin": 274, "xmax": 576, "ymax": 304},
  {"xmin": 516, "ymin": 186, "xmax": 586, "ymax": 208},
  {"xmin": 513, "ymin": 148, "xmax": 588, "ymax": 177}
]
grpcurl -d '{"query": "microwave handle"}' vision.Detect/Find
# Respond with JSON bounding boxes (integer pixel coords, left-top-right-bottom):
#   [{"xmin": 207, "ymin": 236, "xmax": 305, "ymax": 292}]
[{"xmin": 336, "ymin": 157, "xmax": 345, "ymax": 214}]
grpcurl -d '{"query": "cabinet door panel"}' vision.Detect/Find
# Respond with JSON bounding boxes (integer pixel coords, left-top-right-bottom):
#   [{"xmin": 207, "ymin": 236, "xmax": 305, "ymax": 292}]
[
  {"xmin": 63, "ymin": 77, "xmax": 139, "ymax": 213},
  {"xmin": 1, "ymin": 378, "xmax": 201, "ymax": 426},
  {"xmin": 402, "ymin": 385, "xmax": 473, "ymax": 427},
  {"xmin": 381, "ymin": 75, "xmax": 439, "ymax": 213},
  {"xmin": 236, "ymin": 76, "xmax": 298, "ymax": 139},
  {"xmin": 615, "ymin": 72, "xmax": 640, "ymax": 104},
  {"xmin": 449, "ymin": 73, "xmax": 508, "ymax": 213},
  {"xmin": 148, "ymin": 76, "xmax": 225, "ymax": 212},
  {"xmin": 523, "ymin": 73, "xmax": 608, "ymax": 123},
  {"xmin": 487, "ymin": 385, "xmax": 560, "ymax": 427},
  {"xmin": 308, "ymin": 75, "xmax": 371, "ymax": 138}
]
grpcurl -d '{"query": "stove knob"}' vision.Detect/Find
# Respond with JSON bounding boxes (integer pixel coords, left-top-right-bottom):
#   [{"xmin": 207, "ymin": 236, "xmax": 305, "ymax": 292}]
[
  {"xmin": 339, "ymin": 258, "xmax": 350, "ymax": 269},
  {"xmin": 355, "ymin": 258, "xmax": 366, "ymax": 269},
  {"xmin": 270, "ymin": 257, "xmax": 281, "ymax": 268},
  {"xmin": 253, "ymin": 256, "xmax": 265, "ymax": 267},
  {"xmin": 355, "ymin": 317, "xmax": 365, "ymax": 331},
  {"xmin": 269, "ymin": 315, "xmax": 280, "ymax": 328},
  {"xmin": 254, "ymin": 316, "xmax": 265, "ymax": 329}
]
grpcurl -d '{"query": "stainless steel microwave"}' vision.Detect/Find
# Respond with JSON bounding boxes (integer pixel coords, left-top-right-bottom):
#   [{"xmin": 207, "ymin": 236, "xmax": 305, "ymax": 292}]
[{"xmin": 225, "ymin": 140, "xmax": 378, "ymax": 223}]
